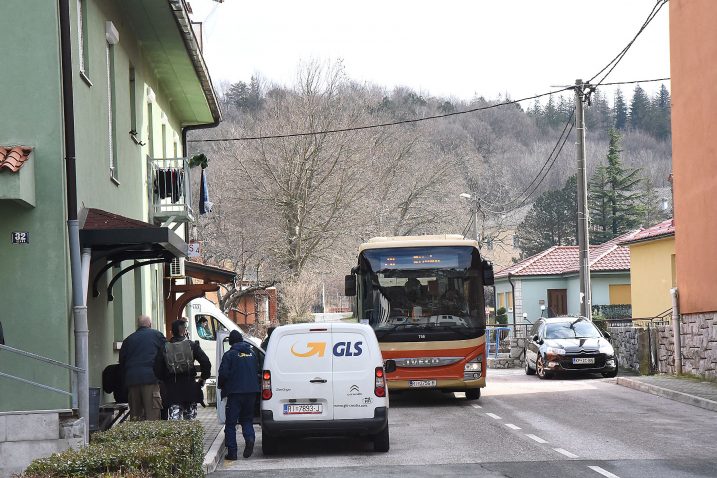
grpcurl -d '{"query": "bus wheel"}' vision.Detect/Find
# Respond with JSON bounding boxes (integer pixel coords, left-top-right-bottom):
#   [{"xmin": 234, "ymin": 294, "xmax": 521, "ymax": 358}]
[{"xmin": 465, "ymin": 388, "xmax": 481, "ymax": 400}]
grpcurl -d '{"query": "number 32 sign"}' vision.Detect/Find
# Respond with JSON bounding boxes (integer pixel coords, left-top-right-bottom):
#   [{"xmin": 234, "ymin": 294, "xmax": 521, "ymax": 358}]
[{"xmin": 11, "ymin": 232, "xmax": 29, "ymax": 244}]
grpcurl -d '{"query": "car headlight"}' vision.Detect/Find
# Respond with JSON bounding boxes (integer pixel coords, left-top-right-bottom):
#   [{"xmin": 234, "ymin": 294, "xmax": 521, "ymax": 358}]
[{"xmin": 545, "ymin": 346, "xmax": 566, "ymax": 356}]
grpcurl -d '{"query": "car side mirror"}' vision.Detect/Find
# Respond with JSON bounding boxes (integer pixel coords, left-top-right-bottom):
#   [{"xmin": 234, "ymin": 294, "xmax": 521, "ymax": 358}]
[
  {"xmin": 603, "ymin": 331, "xmax": 611, "ymax": 339},
  {"xmin": 532, "ymin": 334, "xmax": 540, "ymax": 343},
  {"xmin": 384, "ymin": 359, "xmax": 397, "ymax": 374},
  {"xmin": 344, "ymin": 275, "xmax": 356, "ymax": 296}
]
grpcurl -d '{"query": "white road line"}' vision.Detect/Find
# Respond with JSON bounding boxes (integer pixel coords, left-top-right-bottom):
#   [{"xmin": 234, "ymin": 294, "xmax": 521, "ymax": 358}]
[
  {"xmin": 471, "ymin": 404, "xmax": 482, "ymax": 409},
  {"xmin": 505, "ymin": 423, "xmax": 521, "ymax": 430},
  {"xmin": 588, "ymin": 465, "xmax": 621, "ymax": 478},
  {"xmin": 485, "ymin": 412, "xmax": 501, "ymax": 419},
  {"xmin": 553, "ymin": 448, "xmax": 578, "ymax": 458},
  {"xmin": 525, "ymin": 434, "xmax": 548, "ymax": 444}
]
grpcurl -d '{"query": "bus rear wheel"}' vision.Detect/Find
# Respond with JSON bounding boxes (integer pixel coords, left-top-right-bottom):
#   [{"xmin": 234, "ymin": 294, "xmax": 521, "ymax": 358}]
[{"xmin": 465, "ymin": 388, "xmax": 481, "ymax": 400}]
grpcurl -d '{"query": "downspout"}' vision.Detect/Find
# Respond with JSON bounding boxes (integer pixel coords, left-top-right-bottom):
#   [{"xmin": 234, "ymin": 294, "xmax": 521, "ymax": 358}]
[
  {"xmin": 507, "ymin": 273, "xmax": 517, "ymax": 329},
  {"xmin": 670, "ymin": 288, "xmax": 682, "ymax": 374},
  {"xmin": 59, "ymin": 0, "xmax": 89, "ymax": 443}
]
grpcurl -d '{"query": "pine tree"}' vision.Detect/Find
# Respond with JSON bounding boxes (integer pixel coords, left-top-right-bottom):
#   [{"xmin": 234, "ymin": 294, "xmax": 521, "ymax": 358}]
[
  {"xmin": 588, "ymin": 129, "xmax": 644, "ymax": 243},
  {"xmin": 650, "ymin": 84, "xmax": 671, "ymax": 140},
  {"xmin": 638, "ymin": 175, "xmax": 670, "ymax": 226},
  {"xmin": 544, "ymin": 95, "xmax": 559, "ymax": 128},
  {"xmin": 516, "ymin": 176, "xmax": 577, "ymax": 258},
  {"xmin": 629, "ymin": 85, "xmax": 650, "ymax": 131},
  {"xmin": 614, "ymin": 89, "xmax": 628, "ymax": 131}
]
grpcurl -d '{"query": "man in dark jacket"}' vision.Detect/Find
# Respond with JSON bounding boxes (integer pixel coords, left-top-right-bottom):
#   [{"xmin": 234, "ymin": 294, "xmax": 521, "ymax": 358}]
[
  {"xmin": 218, "ymin": 330, "xmax": 259, "ymax": 460},
  {"xmin": 119, "ymin": 315, "xmax": 166, "ymax": 421},
  {"xmin": 162, "ymin": 319, "xmax": 211, "ymax": 420}
]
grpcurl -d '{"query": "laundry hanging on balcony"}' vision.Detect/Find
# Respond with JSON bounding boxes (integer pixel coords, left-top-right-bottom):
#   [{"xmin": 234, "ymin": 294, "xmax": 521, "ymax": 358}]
[
  {"xmin": 153, "ymin": 168, "xmax": 184, "ymax": 203},
  {"xmin": 199, "ymin": 168, "xmax": 213, "ymax": 215}
]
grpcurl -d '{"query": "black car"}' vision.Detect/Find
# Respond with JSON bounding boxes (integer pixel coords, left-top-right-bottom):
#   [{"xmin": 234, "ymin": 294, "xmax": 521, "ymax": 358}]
[{"xmin": 524, "ymin": 317, "xmax": 617, "ymax": 379}]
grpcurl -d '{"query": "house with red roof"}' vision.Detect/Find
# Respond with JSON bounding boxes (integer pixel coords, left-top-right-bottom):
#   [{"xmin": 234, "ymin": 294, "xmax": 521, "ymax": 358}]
[
  {"xmin": 619, "ymin": 219, "xmax": 675, "ymax": 320},
  {"xmin": 494, "ymin": 230, "xmax": 639, "ymax": 324}
]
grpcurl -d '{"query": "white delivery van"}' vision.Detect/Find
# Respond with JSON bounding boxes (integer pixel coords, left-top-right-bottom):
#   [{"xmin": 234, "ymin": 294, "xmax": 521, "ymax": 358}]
[
  {"xmin": 187, "ymin": 297, "xmax": 264, "ymax": 377},
  {"xmin": 260, "ymin": 323, "xmax": 395, "ymax": 454}
]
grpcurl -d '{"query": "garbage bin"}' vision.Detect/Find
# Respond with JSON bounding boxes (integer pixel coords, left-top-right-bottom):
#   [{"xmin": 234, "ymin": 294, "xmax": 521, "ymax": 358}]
[{"xmin": 89, "ymin": 387, "xmax": 101, "ymax": 431}]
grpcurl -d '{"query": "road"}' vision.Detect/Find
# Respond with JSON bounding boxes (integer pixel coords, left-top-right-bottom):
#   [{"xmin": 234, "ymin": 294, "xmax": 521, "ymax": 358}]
[{"xmin": 211, "ymin": 369, "xmax": 717, "ymax": 478}]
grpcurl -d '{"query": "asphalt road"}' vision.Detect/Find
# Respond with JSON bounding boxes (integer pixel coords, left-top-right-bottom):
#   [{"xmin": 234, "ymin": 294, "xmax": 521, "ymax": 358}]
[{"xmin": 211, "ymin": 369, "xmax": 717, "ymax": 478}]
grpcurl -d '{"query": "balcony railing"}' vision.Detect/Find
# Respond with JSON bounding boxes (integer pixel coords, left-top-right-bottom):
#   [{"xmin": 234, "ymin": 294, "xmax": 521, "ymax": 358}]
[{"xmin": 148, "ymin": 157, "xmax": 194, "ymax": 227}]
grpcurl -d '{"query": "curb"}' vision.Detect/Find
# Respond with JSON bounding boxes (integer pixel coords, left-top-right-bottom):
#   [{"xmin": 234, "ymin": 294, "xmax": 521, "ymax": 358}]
[
  {"xmin": 616, "ymin": 377, "xmax": 717, "ymax": 412},
  {"xmin": 202, "ymin": 425, "xmax": 225, "ymax": 475}
]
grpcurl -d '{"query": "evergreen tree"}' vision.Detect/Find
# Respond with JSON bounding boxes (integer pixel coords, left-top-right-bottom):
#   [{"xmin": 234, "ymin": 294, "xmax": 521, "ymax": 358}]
[
  {"xmin": 516, "ymin": 176, "xmax": 577, "ymax": 258},
  {"xmin": 586, "ymin": 89, "xmax": 611, "ymax": 134},
  {"xmin": 614, "ymin": 89, "xmax": 628, "ymax": 130},
  {"xmin": 225, "ymin": 81, "xmax": 249, "ymax": 109},
  {"xmin": 638, "ymin": 175, "xmax": 670, "ymax": 226},
  {"xmin": 649, "ymin": 84, "xmax": 671, "ymax": 140},
  {"xmin": 629, "ymin": 85, "xmax": 650, "ymax": 131},
  {"xmin": 588, "ymin": 129, "xmax": 644, "ymax": 243},
  {"xmin": 544, "ymin": 95, "xmax": 559, "ymax": 128}
]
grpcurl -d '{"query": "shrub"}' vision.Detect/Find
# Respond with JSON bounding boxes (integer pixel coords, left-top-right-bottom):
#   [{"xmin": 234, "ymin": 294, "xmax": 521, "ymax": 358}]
[
  {"xmin": 495, "ymin": 307, "xmax": 509, "ymax": 325},
  {"xmin": 23, "ymin": 421, "xmax": 203, "ymax": 478}
]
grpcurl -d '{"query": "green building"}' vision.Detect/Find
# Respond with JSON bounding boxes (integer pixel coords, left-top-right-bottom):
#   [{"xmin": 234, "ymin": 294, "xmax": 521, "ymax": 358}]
[{"xmin": 0, "ymin": 0, "xmax": 220, "ymax": 427}]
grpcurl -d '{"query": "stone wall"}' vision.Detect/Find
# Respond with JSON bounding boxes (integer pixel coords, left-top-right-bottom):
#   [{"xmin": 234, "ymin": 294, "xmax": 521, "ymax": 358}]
[
  {"xmin": 607, "ymin": 327, "xmax": 648, "ymax": 374},
  {"xmin": 656, "ymin": 324, "xmax": 675, "ymax": 374},
  {"xmin": 680, "ymin": 312, "xmax": 717, "ymax": 379}
]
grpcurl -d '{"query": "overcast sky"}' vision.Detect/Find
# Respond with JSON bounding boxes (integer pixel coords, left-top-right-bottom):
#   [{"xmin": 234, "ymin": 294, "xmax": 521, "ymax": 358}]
[{"xmin": 189, "ymin": 0, "xmax": 670, "ymax": 104}]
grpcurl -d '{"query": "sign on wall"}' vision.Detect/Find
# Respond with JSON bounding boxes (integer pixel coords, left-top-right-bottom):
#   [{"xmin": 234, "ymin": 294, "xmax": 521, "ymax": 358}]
[
  {"xmin": 11, "ymin": 232, "xmax": 29, "ymax": 244},
  {"xmin": 188, "ymin": 241, "xmax": 201, "ymax": 258}
]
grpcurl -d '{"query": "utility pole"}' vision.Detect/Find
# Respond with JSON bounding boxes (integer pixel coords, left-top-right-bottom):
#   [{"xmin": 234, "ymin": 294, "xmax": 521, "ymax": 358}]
[
  {"xmin": 575, "ymin": 79, "xmax": 592, "ymax": 319},
  {"xmin": 473, "ymin": 197, "xmax": 480, "ymax": 243}
]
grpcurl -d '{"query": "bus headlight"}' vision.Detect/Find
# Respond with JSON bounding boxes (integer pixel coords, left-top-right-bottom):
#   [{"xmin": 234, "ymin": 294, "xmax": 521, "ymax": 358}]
[{"xmin": 464, "ymin": 356, "xmax": 482, "ymax": 380}]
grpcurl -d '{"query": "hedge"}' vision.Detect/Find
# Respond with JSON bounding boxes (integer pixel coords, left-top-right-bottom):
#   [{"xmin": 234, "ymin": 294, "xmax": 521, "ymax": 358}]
[{"xmin": 22, "ymin": 421, "xmax": 203, "ymax": 478}]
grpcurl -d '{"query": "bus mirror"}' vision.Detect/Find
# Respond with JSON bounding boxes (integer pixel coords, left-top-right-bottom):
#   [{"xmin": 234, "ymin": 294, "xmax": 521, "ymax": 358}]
[
  {"xmin": 482, "ymin": 260, "xmax": 494, "ymax": 286},
  {"xmin": 344, "ymin": 275, "xmax": 356, "ymax": 296}
]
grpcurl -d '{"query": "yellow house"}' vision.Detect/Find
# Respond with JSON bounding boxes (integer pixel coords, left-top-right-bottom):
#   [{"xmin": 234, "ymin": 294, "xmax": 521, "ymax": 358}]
[{"xmin": 620, "ymin": 219, "xmax": 675, "ymax": 320}]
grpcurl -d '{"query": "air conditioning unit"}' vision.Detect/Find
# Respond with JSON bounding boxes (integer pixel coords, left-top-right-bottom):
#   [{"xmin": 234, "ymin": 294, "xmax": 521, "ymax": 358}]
[{"xmin": 169, "ymin": 257, "xmax": 185, "ymax": 278}]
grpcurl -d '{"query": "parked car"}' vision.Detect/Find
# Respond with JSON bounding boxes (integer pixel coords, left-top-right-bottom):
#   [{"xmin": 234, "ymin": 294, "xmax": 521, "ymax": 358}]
[
  {"xmin": 524, "ymin": 316, "xmax": 617, "ymax": 379},
  {"xmin": 259, "ymin": 323, "xmax": 395, "ymax": 454}
]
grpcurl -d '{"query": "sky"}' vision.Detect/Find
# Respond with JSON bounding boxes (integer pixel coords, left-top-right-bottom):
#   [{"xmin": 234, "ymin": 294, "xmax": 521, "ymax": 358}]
[{"xmin": 188, "ymin": 0, "xmax": 670, "ymax": 104}]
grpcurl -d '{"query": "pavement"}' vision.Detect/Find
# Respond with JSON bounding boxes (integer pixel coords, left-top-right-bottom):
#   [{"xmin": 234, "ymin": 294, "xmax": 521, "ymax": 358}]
[
  {"xmin": 616, "ymin": 374, "xmax": 717, "ymax": 412},
  {"xmin": 197, "ymin": 405, "xmax": 225, "ymax": 474}
]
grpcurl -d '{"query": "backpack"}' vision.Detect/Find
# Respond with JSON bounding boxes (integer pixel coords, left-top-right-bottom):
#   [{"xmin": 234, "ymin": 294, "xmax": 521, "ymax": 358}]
[{"xmin": 164, "ymin": 340, "xmax": 194, "ymax": 375}]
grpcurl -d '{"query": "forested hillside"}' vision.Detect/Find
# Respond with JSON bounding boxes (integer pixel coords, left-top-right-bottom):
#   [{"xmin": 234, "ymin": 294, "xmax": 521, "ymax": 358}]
[{"xmin": 188, "ymin": 62, "xmax": 671, "ymax": 318}]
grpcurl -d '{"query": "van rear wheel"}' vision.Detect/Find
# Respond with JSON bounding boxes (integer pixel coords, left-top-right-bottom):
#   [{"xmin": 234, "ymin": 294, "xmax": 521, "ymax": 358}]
[
  {"xmin": 373, "ymin": 425, "xmax": 390, "ymax": 452},
  {"xmin": 465, "ymin": 388, "xmax": 481, "ymax": 400},
  {"xmin": 261, "ymin": 429, "xmax": 278, "ymax": 456}
]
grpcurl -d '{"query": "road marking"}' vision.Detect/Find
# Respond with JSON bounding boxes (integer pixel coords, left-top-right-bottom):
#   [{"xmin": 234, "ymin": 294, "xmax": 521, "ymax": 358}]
[
  {"xmin": 588, "ymin": 465, "xmax": 620, "ymax": 478},
  {"xmin": 505, "ymin": 423, "xmax": 521, "ymax": 430},
  {"xmin": 471, "ymin": 404, "xmax": 482, "ymax": 409},
  {"xmin": 485, "ymin": 413, "xmax": 501, "ymax": 419},
  {"xmin": 526, "ymin": 434, "xmax": 547, "ymax": 443},
  {"xmin": 553, "ymin": 448, "xmax": 578, "ymax": 458}
]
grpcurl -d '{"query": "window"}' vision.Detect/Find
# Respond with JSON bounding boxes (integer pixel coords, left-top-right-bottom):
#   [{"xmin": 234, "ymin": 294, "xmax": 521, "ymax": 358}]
[
  {"xmin": 609, "ymin": 284, "xmax": 631, "ymax": 305},
  {"xmin": 498, "ymin": 292, "xmax": 505, "ymax": 308},
  {"xmin": 195, "ymin": 314, "xmax": 228, "ymax": 341},
  {"xmin": 129, "ymin": 66, "xmax": 137, "ymax": 136},
  {"xmin": 161, "ymin": 124, "xmax": 167, "ymax": 158},
  {"xmin": 77, "ymin": 0, "xmax": 89, "ymax": 78},
  {"xmin": 506, "ymin": 291, "xmax": 514, "ymax": 311},
  {"xmin": 106, "ymin": 43, "xmax": 117, "ymax": 181},
  {"xmin": 147, "ymin": 101, "xmax": 154, "ymax": 157}
]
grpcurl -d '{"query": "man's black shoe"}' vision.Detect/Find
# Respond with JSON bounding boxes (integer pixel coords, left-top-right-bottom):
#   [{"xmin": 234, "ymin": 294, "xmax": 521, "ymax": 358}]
[
  {"xmin": 243, "ymin": 440, "xmax": 255, "ymax": 458},
  {"xmin": 225, "ymin": 452, "xmax": 238, "ymax": 461}
]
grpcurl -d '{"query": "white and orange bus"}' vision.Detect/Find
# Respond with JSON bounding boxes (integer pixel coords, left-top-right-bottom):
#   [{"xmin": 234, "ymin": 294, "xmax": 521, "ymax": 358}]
[{"xmin": 345, "ymin": 235, "xmax": 494, "ymax": 400}]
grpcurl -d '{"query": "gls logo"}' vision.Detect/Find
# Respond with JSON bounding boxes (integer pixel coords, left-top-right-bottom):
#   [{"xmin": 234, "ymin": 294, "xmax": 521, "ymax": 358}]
[{"xmin": 333, "ymin": 341, "xmax": 363, "ymax": 357}]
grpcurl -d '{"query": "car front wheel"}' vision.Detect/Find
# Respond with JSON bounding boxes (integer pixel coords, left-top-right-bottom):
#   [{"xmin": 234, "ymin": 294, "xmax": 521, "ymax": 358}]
[{"xmin": 536, "ymin": 355, "xmax": 552, "ymax": 379}]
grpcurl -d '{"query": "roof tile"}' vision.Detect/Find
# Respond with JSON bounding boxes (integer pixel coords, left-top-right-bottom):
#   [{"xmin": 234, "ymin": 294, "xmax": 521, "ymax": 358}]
[
  {"xmin": 0, "ymin": 146, "xmax": 33, "ymax": 173},
  {"xmin": 82, "ymin": 208, "xmax": 159, "ymax": 230},
  {"xmin": 620, "ymin": 219, "xmax": 674, "ymax": 245}
]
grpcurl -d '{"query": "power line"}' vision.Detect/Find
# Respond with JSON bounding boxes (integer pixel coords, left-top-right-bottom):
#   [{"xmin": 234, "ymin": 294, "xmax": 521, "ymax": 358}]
[
  {"xmin": 589, "ymin": 0, "xmax": 669, "ymax": 88},
  {"xmin": 598, "ymin": 77, "xmax": 669, "ymax": 87}
]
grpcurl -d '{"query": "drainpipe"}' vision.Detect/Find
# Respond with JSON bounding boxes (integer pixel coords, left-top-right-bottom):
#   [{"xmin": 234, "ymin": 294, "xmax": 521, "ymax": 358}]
[
  {"xmin": 670, "ymin": 288, "xmax": 682, "ymax": 374},
  {"xmin": 507, "ymin": 273, "xmax": 517, "ymax": 329},
  {"xmin": 59, "ymin": 0, "xmax": 88, "ymax": 444}
]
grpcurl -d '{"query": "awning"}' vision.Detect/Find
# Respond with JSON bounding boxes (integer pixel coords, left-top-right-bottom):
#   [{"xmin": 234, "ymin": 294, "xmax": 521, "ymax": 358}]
[
  {"xmin": 185, "ymin": 261, "xmax": 236, "ymax": 284},
  {"xmin": 79, "ymin": 208, "xmax": 187, "ymax": 300}
]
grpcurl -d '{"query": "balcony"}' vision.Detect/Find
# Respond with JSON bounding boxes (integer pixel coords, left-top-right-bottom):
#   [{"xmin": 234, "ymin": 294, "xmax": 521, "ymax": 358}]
[{"xmin": 148, "ymin": 157, "xmax": 194, "ymax": 228}]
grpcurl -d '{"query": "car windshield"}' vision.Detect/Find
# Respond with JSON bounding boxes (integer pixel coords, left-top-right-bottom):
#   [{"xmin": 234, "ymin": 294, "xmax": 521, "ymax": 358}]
[
  {"xmin": 358, "ymin": 246, "xmax": 485, "ymax": 338},
  {"xmin": 545, "ymin": 320, "xmax": 602, "ymax": 339}
]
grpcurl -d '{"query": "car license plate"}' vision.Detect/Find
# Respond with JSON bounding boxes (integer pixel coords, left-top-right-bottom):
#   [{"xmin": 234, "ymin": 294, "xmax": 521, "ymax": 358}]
[
  {"xmin": 409, "ymin": 379, "xmax": 437, "ymax": 388},
  {"xmin": 573, "ymin": 357, "xmax": 595, "ymax": 364},
  {"xmin": 283, "ymin": 404, "xmax": 323, "ymax": 415}
]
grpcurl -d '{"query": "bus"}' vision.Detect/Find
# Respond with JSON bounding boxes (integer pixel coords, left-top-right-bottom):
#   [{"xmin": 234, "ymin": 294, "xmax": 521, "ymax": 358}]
[{"xmin": 345, "ymin": 234, "xmax": 494, "ymax": 400}]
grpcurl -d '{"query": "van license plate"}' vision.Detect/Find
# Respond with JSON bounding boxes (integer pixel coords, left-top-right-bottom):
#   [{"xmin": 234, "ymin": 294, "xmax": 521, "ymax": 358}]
[
  {"xmin": 283, "ymin": 404, "xmax": 323, "ymax": 415},
  {"xmin": 409, "ymin": 380, "xmax": 437, "ymax": 388},
  {"xmin": 573, "ymin": 357, "xmax": 595, "ymax": 364}
]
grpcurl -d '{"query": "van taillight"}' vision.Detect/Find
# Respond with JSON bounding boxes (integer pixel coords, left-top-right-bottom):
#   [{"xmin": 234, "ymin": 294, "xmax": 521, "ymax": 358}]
[
  {"xmin": 374, "ymin": 367, "xmax": 386, "ymax": 397},
  {"xmin": 262, "ymin": 370, "xmax": 272, "ymax": 400}
]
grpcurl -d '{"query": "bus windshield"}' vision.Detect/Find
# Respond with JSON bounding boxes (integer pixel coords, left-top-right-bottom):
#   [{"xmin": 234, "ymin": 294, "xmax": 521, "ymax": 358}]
[{"xmin": 358, "ymin": 246, "xmax": 485, "ymax": 340}]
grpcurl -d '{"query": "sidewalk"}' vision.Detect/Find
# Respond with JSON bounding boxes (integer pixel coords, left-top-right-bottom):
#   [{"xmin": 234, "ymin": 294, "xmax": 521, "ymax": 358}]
[
  {"xmin": 617, "ymin": 374, "xmax": 717, "ymax": 412},
  {"xmin": 197, "ymin": 406, "xmax": 225, "ymax": 474}
]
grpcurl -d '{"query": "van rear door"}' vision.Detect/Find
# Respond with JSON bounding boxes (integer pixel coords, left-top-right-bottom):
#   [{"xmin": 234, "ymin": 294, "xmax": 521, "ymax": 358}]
[
  {"xmin": 272, "ymin": 326, "xmax": 334, "ymax": 421},
  {"xmin": 331, "ymin": 324, "xmax": 377, "ymax": 420}
]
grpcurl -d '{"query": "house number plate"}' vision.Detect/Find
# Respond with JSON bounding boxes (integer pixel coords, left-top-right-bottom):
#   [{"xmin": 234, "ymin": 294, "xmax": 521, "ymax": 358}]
[{"xmin": 11, "ymin": 232, "xmax": 29, "ymax": 244}]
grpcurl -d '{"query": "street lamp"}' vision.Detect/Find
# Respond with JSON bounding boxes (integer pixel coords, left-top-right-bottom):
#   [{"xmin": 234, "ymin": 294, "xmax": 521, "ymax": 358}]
[{"xmin": 459, "ymin": 192, "xmax": 480, "ymax": 242}]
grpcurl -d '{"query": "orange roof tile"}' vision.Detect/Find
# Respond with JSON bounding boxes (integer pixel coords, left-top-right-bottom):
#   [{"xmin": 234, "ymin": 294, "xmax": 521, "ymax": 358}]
[
  {"xmin": 0, "ymin": 146, "xmax": 32, "ymax": 172},
  {"xmin": 620, "ymin": 219, "xmax": 674, "ymax": 245}
]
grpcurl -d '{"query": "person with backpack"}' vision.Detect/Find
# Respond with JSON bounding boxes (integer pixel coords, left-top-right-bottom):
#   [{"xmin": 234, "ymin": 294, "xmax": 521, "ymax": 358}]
[
  {"xmin": 218, "ymin": 330, "xmax": 259, "ymax": 460},
  {"xmin": 119, "ymin": 315, "xmax": 166, "ymax": 421},
  {"xmin": 161, "ymin": 318, "xmax": 211, "ymax": 420}
]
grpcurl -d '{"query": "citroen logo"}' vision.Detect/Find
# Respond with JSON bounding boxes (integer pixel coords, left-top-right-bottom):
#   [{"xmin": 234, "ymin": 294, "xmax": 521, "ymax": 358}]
[{"xmin": 349, "ymin": 385, "xmax": 360, "ymax": 393}]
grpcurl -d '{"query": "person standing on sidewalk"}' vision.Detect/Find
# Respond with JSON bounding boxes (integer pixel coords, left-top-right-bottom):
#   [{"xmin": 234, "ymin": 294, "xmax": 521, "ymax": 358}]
[
  {"xmin": 119, "ymin": 315, "xmax": 166, "ymax": 421},
  {"xmin": 218, "ymin": 330, "xmax": 259, "ymax": 460},
  {"xmin": 162, "ymin": 319, "xmax": 211, "ymax": 420}
]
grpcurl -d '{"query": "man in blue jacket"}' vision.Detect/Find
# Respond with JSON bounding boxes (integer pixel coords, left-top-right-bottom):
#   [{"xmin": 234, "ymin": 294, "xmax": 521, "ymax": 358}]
[
  {"xmin": 119, "ymin": 315, "xmax": 166, "ymax": 420},
  {"xmin": 218, "ymin": 330, "xmax": 259, "ymax": 459}
]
